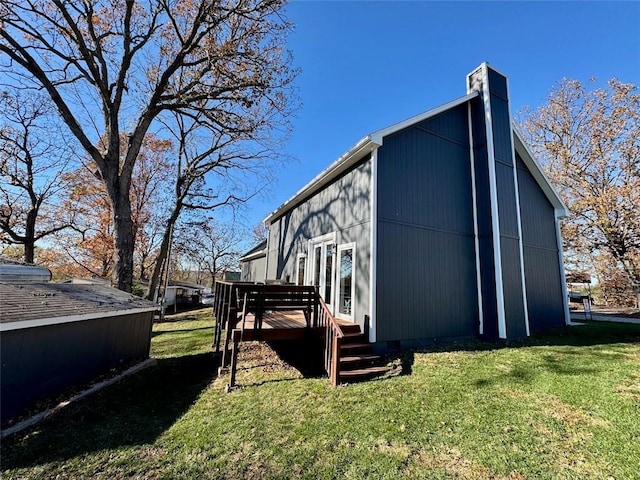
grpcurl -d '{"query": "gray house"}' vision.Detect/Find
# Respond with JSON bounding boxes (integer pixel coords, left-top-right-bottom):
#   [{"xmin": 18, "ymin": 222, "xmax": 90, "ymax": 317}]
[
  {"xmin": 251, "ymin": 63, "xmax": 569, "ymax": 348},
  {"xmin": 239, "ymin": 240, "xmax": 267, "ymax": 282}
]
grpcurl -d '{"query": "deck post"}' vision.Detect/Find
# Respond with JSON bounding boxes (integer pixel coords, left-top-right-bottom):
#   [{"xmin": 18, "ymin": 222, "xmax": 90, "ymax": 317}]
[
  {"xmin": 228, "ymin": 329, "xmax": 242, "ymax": 389},
  {"xmin": 331, "ymin": 335, "xmax": 341, "ymax": 386},
  {"xmin": 313, "ymin": 288, "xmax": 319, "ymax": 328},
  {"xmin": 222, "ymin": 305, "xmax": 238, "ymax": 368}
]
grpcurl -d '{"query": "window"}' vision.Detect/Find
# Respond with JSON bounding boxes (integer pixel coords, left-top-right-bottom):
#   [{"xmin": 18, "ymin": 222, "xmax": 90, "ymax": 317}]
[
  {"xmin": 325, "ymin": 244, "xmax": 334, "ymax": 300},
  {"xmin": 313, "ymin": 246, "xmax": 322, "ymax": 287},
  {"xmin": 337, "ymin": 244, "xmax": 354, "ymax": 318},
  {"xmin": 296, "ymin": 255, "xmax": 306, "ymax": 286}
]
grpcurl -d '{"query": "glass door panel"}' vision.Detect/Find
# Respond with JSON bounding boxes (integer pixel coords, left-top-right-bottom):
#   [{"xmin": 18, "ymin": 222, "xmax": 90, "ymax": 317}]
[{"xmin": 337, "ymin": 244, "xmax": 354, "ymax": 320}]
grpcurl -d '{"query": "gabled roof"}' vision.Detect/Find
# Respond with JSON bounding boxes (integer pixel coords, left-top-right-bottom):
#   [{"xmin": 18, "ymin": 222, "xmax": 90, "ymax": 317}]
[
  {"xmin": 0, "ymin": 283, "xmax": 157, "ymax": 331},
  {"xmin": 264, "ymin": 90, "xmax": 566, "ymax": 222},
  {"xmin": 240, "ymin": 240, "xmax": 267, "ymax": 262},
  {"xmin": 264, "ymin": 92, "xmax": 479, "ymax": 224}
]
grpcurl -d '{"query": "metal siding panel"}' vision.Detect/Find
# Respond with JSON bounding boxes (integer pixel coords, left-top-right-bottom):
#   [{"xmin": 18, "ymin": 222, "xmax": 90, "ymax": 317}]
[
  {"xmin": 469, "ymin": 96, "xmax": 499, "ymax": 337},
  {"xmin": 267, "ymin": 159, "xmax": 372, "ymax": 328},
  {"xmin": 490, "ymin": 96, "xmax": 513, "ymax": 166},
  {"xmin": 376, "ymin": 104, "xmax": 478, "ymax": 342},
  {"xmin": 496, "ymin": 162, "xmax": 519, "ymax": 237},
  {"xmin": 1, "ymin": 313, "xmax": 153, "ymax": 421},
  {"xmin": 516, "ymin": 153, "xmax": 565, "ymax": 330},
  {"xmin": 488, "ymin": 68, "xmax": 508, "ymax": 99},
  {"xmin": 377, "ymin": 221, "xmax": 478, "ymax": 341},
  {"xmin": 516, "ymin": 154, "xmax": 558, "ymax": 249},
  {"xmin": 523, "ymin": 246, "xmax": 565, "ymax": 330},
  {"xmin": 501, "ymin": 238, "xmax": 527, "ymax": 338}
]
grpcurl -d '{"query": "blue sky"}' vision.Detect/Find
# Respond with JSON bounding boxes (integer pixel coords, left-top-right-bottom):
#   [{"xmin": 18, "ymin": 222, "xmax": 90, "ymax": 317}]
[{"xmin": 240, "ymin": 0, "xmax": 640, "ymax": 233}]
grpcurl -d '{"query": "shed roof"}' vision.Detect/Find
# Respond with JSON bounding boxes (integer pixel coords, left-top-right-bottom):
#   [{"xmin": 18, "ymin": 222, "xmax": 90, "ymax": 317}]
[
  {"xmin": 0, "ymin": 282, "xmax": 157, "ymax": 331},
  {"xmin": 240, "ymin": 240, "xmax": 267, "ymax": 262}
]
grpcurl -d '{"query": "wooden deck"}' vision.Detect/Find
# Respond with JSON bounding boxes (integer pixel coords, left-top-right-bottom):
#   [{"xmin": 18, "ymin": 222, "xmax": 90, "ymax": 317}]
[
  {"xmin": 213, "ymin": 281, "xmax": 386, "ymax": 388},
  {"xmin": 239, "ymin": 311, "xmax": 320, "ymax": 341}
]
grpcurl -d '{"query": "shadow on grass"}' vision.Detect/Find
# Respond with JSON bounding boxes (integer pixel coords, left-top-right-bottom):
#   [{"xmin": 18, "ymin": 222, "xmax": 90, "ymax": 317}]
[
  {"xmin": 151, "ymin": 326, "xmax": 213, "ymax": 337},
  {"xmin": 266, "ymin": 337, "xmax": 327, "ymax": 378},
  {"xmin": 387, "ymin": 321, "xmax": 640, "ymax": 381},
  {"xmin": 0, "ymin": 352, "xmax": 219, "ymax": 471}
]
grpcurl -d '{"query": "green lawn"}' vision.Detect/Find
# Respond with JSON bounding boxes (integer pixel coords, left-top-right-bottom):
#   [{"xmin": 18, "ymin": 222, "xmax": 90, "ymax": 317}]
[{"xmin": 2, "ymin": 309, "xmax": 639, "ymax": 479}]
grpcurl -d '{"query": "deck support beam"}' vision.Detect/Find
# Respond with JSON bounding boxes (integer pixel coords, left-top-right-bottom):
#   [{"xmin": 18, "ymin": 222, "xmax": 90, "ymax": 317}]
[{"xmin": 228, "ymin": 329, "xmax": 242, "ymax": 390}]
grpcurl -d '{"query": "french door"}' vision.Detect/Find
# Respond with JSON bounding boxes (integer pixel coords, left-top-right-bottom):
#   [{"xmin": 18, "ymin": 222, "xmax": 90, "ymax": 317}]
[
  {"xmin": 310, "ymin": 236, "xmax": 335, "ymax": 311},
  {"xmin": 307, "ymin": 234, "xmax": 356, "ymax": 322}
]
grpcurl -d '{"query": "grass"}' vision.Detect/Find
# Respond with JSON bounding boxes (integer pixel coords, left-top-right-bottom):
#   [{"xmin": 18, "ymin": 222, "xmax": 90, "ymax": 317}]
[{"xmin": 1, "ymin": 309, "xmax": 639, "ymax": 479}]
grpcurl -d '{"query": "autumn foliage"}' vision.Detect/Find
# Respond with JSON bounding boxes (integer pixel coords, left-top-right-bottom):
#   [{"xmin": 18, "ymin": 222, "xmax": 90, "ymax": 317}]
[{"xmin": 520, "ymin": 78, "xmax": 640, "ymax": 306}]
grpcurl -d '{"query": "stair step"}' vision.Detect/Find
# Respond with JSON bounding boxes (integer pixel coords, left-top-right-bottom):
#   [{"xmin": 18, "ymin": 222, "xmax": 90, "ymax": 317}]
[
  {"xmin": 342, "ymin": 331, "xmax": 366, "ymax": 339},
  {"xmin": 339, "ymin": 366, "xmax": 390, "ymax": 381},
  {"xmin": 340, "ymin": 342, "xmax": 372, "ymax": 352},
  {"xmin": 340, "ymin": 354, "xmax": 380, "ymax": 364},
  {"xmin": 340, "ymin": 323, "xmax": 361, "ymax": 333}
]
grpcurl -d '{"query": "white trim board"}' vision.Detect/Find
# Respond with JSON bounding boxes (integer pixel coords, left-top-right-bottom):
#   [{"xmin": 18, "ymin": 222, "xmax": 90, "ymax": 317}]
[
  {"xmin": 467, "ymin": 103, "xmax": 484, "ymax": 336},
  {"xmin": 264, "ymin": 92, "xmax": 479, "ymax": 224},
  {"xmin": 239, "ymin": 250, "xmax": 267, "ymax": 262},
  {"xmin": 478, "ymin": 63, "xmax": 508, "ymax": 340},
  {"xmin": 369, "ymin": 147, "xmax": 378, "ymax": 342},
  {"xmin": 0, "ymin": 307, "xmax": 158, "ymax": 332},
  {"xmin": 505, "ymin": 73, "xmax": 531, "ymax": 338}
]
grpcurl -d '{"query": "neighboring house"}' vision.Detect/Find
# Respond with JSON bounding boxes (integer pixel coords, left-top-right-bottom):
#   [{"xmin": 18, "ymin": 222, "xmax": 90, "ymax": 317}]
[
  {"xmin": 261, "ymin": 63, "xmax": 570, "ymax": 348},
  {"xmin": 0, "ymin": 262, "xmax": 157, "ymax": 422},
  {"xmin": 146, "ymin": 281, "xmax": 204, "ymax": 310},
  {"xmin": 223, "ymin": 271, "xmax": 241, "ymax": 282},
  {"xmin": 239, "ymin": 240, "xmax": 267, "ymax": 282}
]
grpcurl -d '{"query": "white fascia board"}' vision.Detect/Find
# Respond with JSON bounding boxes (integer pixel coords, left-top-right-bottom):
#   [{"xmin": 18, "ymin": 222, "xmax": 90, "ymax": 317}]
[
  {"xmin": 263, "ymin": 136, "xmax": 378, "ymax": 224},
  {"xmin": 0, "ymin": 307, "xmax": 158, "ymax": 332},
  {"xmin": 369, "ymin": 91, "xmax": 479, "ymax": 144},
  {"xmin": 239, "ymin": 250, "xmax": 267, "ymax": 262},
  {"xmin": 512, "ymin": 128, "xmax": 568, "ymax": 217},
  {"xmin": 264, "ymin": 92, "xmax": 479, "ymax": 225}
]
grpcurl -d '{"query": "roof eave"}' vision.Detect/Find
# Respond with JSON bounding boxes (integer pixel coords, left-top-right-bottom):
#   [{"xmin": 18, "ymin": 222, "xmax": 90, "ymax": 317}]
[
  {"xmin": 264, "ymin": 92, "xmax": 480, "ymax": 224},
  {"xmin": 0, "ymin": 306, "xmax": 159, "ymax": 332},
  {"xmin": 264, "ymin": 135, "xmax": 378, "ymax": 223},
  {"xmin": 240, "ymin": 250, "xmax": 267, "ymax": 262}
]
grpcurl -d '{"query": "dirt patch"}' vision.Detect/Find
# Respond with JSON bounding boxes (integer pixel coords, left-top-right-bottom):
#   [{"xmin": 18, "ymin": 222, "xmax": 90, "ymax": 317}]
[
  {"xmin": 411, "ymin": 447, "xmax": 524, "ymax": 479},
  {"xmin": 541, "ymin": 396, "xmax": 609, "ymax": 429}
]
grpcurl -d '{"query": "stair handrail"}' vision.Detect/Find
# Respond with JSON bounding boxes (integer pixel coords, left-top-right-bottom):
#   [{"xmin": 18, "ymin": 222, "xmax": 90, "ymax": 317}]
[{"xmin": 316, "ymin": 292, "xmax": 344, "ymax": 386}]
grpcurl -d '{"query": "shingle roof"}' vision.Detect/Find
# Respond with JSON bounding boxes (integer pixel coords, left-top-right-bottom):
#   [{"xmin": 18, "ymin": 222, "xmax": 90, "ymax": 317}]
[{"xmin": 0, "ymin": 282, "xmax": 157, "ymax": 325}]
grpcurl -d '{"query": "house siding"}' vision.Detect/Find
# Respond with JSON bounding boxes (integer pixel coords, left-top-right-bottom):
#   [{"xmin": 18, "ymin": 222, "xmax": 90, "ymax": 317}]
[
  {"xmin": 376, "ymin": 104, "xmax": 479, "ymax": 343},
  {"xmin": 516, "ymin": 153, "xmax": 565, "ymax": 330},
  {"xmin": 241, "ymin": 255, "xmax": 266, "ymax": 282},
  {"xmin": 469, "ymin": 95, "xmax": 499, "ymax": 338},
  {"xmin": 1, "ymin": 311, "xmax": 154, "ymax": 422},
  {"xmin": 266, "ymin": 157, "xmax": 372, "ymax": 329}
]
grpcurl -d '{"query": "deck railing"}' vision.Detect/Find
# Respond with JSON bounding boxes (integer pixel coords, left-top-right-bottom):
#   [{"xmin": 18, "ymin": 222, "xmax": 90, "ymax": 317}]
[
  {"xmin": 212, "ymin": 280, "xmax": 346, "ymax": 386},
  {"xmin": 317, "ymin": 294, "xmax": 344, "ymax": 386}
]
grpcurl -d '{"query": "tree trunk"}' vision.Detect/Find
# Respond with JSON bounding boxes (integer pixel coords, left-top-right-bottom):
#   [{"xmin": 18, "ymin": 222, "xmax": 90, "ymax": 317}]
[
  {"xmin": 24, "ymin": 240, "xmax": 35, "ymax": 264},
  {"xmin": 146, "ymin": 211, "xmax": 179, "ymax": 301},
  {"xmin": 24, "ymin": 208, "xmax": 37, "ymax": 264},
  {"xmin": 110, "ymin": 194, "xmax": 135, "ymax": 292}
]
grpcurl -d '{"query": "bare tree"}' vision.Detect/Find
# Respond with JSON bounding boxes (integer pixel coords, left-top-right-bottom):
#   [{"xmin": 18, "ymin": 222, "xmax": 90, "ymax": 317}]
[
  {"xmin": 251, "ymin": 221, "xmax": 269, "ymax": 245},
  {"xmin": 1, "ymin": 0, "xmax": 297, "ymax": 291},
  {"xmin": 144, "ymin": 103, "xmax": 273, "ymax": 300},
  {"xmin": 0, "ymin": 90, "xmax": 76, "ymax": 263},
  {"xmin": 518, "ymin": 78, "xmax": 640, "ymax": 306},
  {"xmin": 175, "ymin": 218, "xmax": 243, "ymax": 289}
]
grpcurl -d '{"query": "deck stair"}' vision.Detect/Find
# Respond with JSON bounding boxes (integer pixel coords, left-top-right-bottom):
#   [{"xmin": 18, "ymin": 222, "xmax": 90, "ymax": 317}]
[{"xmin": 335, "ymin": 321, "xmax": 390, "ymax": 383}]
